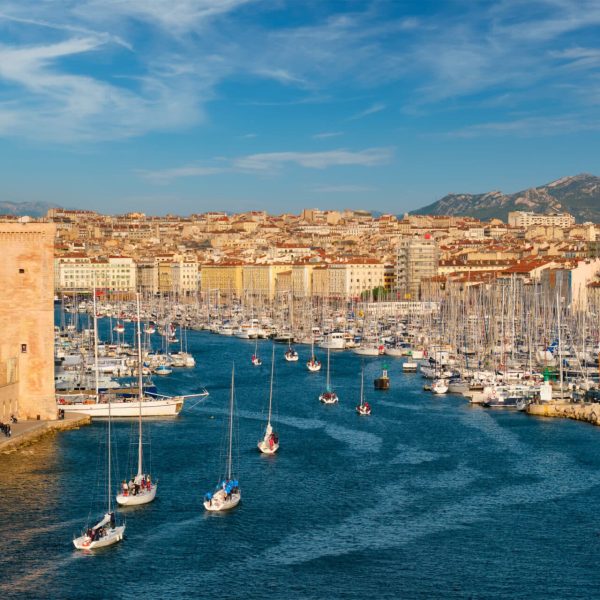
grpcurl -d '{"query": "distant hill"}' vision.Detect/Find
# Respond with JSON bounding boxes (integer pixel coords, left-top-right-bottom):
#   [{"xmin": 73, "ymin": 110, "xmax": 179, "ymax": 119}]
[
  {"xmin": 0, "ymin": 200, "xmax": 60, "ymax": 218},
  {"xmin": 411, "ymin": 174, "xmax": 600, "ymax": 223}
]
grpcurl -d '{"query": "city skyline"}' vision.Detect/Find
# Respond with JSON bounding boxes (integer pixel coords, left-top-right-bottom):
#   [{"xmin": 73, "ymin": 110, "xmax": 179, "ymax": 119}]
[{"xmin": 1, "ymin": 0, "xmax": 599, "ymax": 214}]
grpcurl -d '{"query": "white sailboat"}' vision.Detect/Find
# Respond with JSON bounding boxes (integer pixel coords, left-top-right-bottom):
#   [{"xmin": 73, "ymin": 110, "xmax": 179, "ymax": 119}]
[
  {"xmin": 306, "ymin": 336, "xmax": 322, "ymax": 372},
  {"xmin": 203, "ymin": 365, "xmax": 241, "ymax": 512},
  {"xmin": 356, "ymin": 367, "xmax": 371, "ymax": 415},
  {"xmin": 251, "ymin": 338, "xmax": 262, "ymax": 366},
  {"xmin": 432, "ymin": 378, "xmax": 449, "ymax": 394},
  {"xmin": 258, "ymin": 346, "xmax": 279, "ymax": 454},
  {"xmin": 319, "ymin": 348, "xmax": 339, "ymax": 404},
  {"xmin": 284, "ymin": 339, "xmax": 299, "ymax": 362},
  {"xmin": 74, "ymin": 286, "xmax": 125, "ymax": 550},
  {"xmin": 116, "ymin": 294, "xmax": 157, "ymax": 507}
]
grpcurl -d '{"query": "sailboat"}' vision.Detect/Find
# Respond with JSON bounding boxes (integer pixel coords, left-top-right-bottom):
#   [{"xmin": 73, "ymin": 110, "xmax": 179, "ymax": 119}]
[
  {"xmin": 251, "ymin": 338, "xmax": 262, "ymax": 366},
  {"xmin": 203, "ymin": 365, "xmax": 241, "ymax": 512},
  {"xmin": 284, "ymin": 338, "xmax": 299, "ymax": 362},
  {"xmin": 306, "ymin": 336, "xmax": 322, "ymax": 372},
  {"xmin": 319, "ymin": 348, "xmax": 338, "ymax": 404},
  {"xmin": 258, "ymin": 346, "xmax": 279, "ymax": 454},
  {"xmin": 356, "ymin": 367, "xmax": 371, "ymax": 415},
  {"xmin": 74, "ymin": 286, "xmax": 125, "ymax": 549},
  {"xmin": 116, "ymin": 294, "xmax": 157, "ymax": 507}
]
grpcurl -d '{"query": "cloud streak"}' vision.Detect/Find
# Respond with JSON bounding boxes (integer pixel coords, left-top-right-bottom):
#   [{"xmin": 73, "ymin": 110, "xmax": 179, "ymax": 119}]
[
  {"xmin": 311, "ymin": 184, "xmax": 376, "ymax": 193},
  {"xmin": 0, "ymin": 0, "xmax": 598, "ymax": 144},
  {"xmin": 138, "ymin": 147, "xmax": 394, "ymax": 183},
  {"xmin": 233, "ymin": 148, "xmax": 393, "ymax": 171},
  {"xmin": 312, "ymin": 131, "xmax": 343, "ymax": 139},
  {"xmin": 348, "ymin": 102, "xmax": 386, "ymax": 120}
]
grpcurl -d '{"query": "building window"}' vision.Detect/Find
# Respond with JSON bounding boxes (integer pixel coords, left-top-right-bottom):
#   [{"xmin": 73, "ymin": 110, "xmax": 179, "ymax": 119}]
[
  {"xmin": 19, "ymin": 268, "xmax": 25, "ymax": 274},
  {"xmin": 21, "ymin": 344, "xmax": 27, "ymax": 353}
]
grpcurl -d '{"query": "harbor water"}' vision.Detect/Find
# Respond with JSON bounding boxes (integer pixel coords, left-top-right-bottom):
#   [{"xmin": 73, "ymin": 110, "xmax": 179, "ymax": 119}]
[{"xmin": 2, "ymin": 330, "xmax": 600, "ymax": 599}]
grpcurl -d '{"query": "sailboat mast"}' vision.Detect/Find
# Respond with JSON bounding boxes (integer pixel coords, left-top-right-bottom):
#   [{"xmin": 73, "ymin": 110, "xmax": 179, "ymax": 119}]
[
  {"xmin": 268, "ymin": 345, "xmax": 275, "ymax": 424},
  {"xmin": 227, "ymin": 365, "xmax": 235, "ymax": 481},
  {"xmin": 557, "ymin": 292, "xmax": 564, "ymax": 397},
  {"xmin": 136, "ymin": 292, "xmax": 144, "ymax": 478},
  {"xmin": 326, "ymin": 348, "xmax": 330, "ymax": 389},
  {"xmin": 92, "ymin": 279, "xmax": 111, "ymax": 510},
  {"xmin": 360, "ymin": 367, "xmax": 364, "ymax": 407}
]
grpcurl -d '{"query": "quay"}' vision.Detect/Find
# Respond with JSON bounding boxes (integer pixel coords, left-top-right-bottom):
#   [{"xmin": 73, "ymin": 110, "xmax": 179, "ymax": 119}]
[
  {"xmin": 0, "ymin": 412, "xmax": 91, "ymax": 455},
  {"xmin": 527, "ymin": 402, "xmax": 600, "ymax": 427}
]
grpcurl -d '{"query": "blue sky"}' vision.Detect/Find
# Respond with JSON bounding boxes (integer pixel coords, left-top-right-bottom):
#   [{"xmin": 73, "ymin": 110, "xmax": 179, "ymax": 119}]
[{"xmin": 0, "ymin": 0, "xmax": 599, "ymax": 215}]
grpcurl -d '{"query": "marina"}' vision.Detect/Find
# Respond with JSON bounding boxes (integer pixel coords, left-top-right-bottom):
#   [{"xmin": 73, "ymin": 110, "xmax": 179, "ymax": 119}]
[{"xmin": 2, "ymin": 329, "xmax": 600, "ymax": 598}]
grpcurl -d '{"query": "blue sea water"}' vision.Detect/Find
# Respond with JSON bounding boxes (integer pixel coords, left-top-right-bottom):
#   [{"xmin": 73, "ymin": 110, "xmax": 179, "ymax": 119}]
[{"xmin": 1, "ymin": 327, "xmax": 600, "ymax": 599}]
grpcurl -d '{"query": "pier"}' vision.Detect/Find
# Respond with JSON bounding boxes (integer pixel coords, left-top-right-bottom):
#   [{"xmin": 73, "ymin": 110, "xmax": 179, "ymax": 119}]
[{"xmin": 0, "ymin": 412, "xmax": 91, "ymax": 455}]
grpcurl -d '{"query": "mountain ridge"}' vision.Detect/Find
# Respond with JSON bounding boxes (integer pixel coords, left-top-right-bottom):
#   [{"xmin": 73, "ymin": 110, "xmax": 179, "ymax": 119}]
[
  {"xmin": 411, "ymin": 174, "xmax": 600, "ymax": 223},
  {"xmin": 0, "ymin": 200, "xmax": 61, "ymax": 218}
]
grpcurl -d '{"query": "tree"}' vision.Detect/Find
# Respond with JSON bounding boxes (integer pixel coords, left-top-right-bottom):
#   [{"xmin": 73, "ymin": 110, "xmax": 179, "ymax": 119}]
[{"xmin": 360, "ymin": 286, "xmax": 387, "ymax": 301}]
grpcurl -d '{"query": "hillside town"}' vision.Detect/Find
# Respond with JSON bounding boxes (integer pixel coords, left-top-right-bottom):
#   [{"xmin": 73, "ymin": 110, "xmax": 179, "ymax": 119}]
[{"xmin": 8, "ymin": 207, "xmax": 597, "ymax": 308}]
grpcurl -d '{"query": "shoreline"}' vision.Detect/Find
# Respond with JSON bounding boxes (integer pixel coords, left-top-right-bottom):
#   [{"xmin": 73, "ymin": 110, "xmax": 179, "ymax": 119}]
[{"xmin": 0, "ymin": 412, "xmax": 91, "ymax": 455}]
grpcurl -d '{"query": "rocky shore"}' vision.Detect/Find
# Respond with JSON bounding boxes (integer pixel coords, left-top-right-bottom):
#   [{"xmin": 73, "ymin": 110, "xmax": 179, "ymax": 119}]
[{"xmin": 527, "ymin": 402, "xmax": 600, "ymax": 426}]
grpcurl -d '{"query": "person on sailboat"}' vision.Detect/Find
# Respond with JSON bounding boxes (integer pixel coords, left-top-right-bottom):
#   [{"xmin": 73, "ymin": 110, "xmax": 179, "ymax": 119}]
[{"xmin": 121, "ymin": 481, "xmax": 128, "ymax": 496}]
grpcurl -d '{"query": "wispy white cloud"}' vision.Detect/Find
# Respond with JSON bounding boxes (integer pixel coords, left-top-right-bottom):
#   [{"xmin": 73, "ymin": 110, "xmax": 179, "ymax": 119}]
[
  {"xmin": 312, "ymin": 131, "xmax": 343, "ymax": 139},
  {"xmin": 311, "ymin": 184, "xmax": 375, "ymax": 193},
  {"xmin": 233, "ymin": 147, "xmax": 393, "ymax": 171},
  {"xmin": 73, "ymin": 0, "xmax": 257, "ymax": 33},
  {"xmin": 348, "ymin": 102, "xmax": 386, "ymax": 120},
  {"xmin": 0, "ymin": 0, "xmax": 598, "ymax": 144},
  {"xmin": 0, "ymin": 35, "xmax": 205, "ymax": 141},
  {"xmin": 137, "ymin": 165, "xmax": 225, "ymax": 184},
  {"xmin": 138, "ymin": 147, "xmax": 394, "ymax": 183},
  {"xmin": 444, "ymin": 114, "xmax": 600, "ymax": 138}
]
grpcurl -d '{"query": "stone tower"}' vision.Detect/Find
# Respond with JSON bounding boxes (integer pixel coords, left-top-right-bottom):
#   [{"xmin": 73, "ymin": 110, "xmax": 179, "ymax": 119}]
[{"xmin": 0, "ymin": 222, "xmax": 56, "ymax": 420}]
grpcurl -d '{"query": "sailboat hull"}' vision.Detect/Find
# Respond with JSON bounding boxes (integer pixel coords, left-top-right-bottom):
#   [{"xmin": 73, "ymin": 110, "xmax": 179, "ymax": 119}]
[
  {"xmin": 204, "ymin": 490, "xmax": 241, "ymax": 512},
  {"xmin": 319, "ymin": 393, "xmax": 338, "ymax": 404},
  {"xmin": 257, "ymin": 440, "xmax": 279, "ymax": 454},
  {"xmin": 56, "ymin": 398, "xmax": 184, "ymax": 417},
  {"xmin": 116, "ymin": 484, "xmax": 157, "ymax": 506},
  {"xmin": 73, "ymin": 525, "xmax": 125, "ymax": 550},
  {"xmin": 353, "ymin": 347, "xmax": 380, "ymax": 356}
]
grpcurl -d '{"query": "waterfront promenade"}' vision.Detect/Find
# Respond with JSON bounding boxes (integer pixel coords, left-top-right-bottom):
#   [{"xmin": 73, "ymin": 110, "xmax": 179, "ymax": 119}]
[{"xmin": 0, "ymin": 412, "xmax": 91, "ymax": 454}]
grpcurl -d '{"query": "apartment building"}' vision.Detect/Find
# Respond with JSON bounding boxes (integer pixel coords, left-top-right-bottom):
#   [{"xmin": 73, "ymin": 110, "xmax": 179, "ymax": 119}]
[
  {"xmin": 508, "ymin": 211, "xmax": 575, "ymax": 228},
  {"xmin": 396, "ymin": 235, "xmax": 440, "ymax": 299},
  {"xmin": 56, "ymin": 255, "xmax": 137, "ymax": 293},
  {"xmin": 200, "ymin": 263, "xmax": 243, "ymax": 298},
  {"xmin": 310, "ymin": 260, "xmax": 384, "ymax": 299},
  {"xmin": 242, "ymin": 264, "xmax": 293, "ymax": 300}
]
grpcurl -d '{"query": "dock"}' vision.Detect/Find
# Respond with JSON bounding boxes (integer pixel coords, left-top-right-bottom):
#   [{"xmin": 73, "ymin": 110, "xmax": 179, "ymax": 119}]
[{"xmin": 0, "ymin": 412, "xmax": 91, "ymax": 455}]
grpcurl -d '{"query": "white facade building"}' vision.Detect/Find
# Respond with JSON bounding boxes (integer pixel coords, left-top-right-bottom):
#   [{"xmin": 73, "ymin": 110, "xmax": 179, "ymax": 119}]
[
  {"xmin": 508, "ymin": 211, "xmax": 575, "ymax": 228},
  {"xmin": 56, "ymin": 255, "xmax": 137, "ymax": 292}
]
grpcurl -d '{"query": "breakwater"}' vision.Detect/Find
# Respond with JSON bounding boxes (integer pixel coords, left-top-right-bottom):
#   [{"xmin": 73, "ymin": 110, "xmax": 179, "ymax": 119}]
[{"xmin": 527, "ymin": 401, "xmax": 600, "ymax": 426}]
